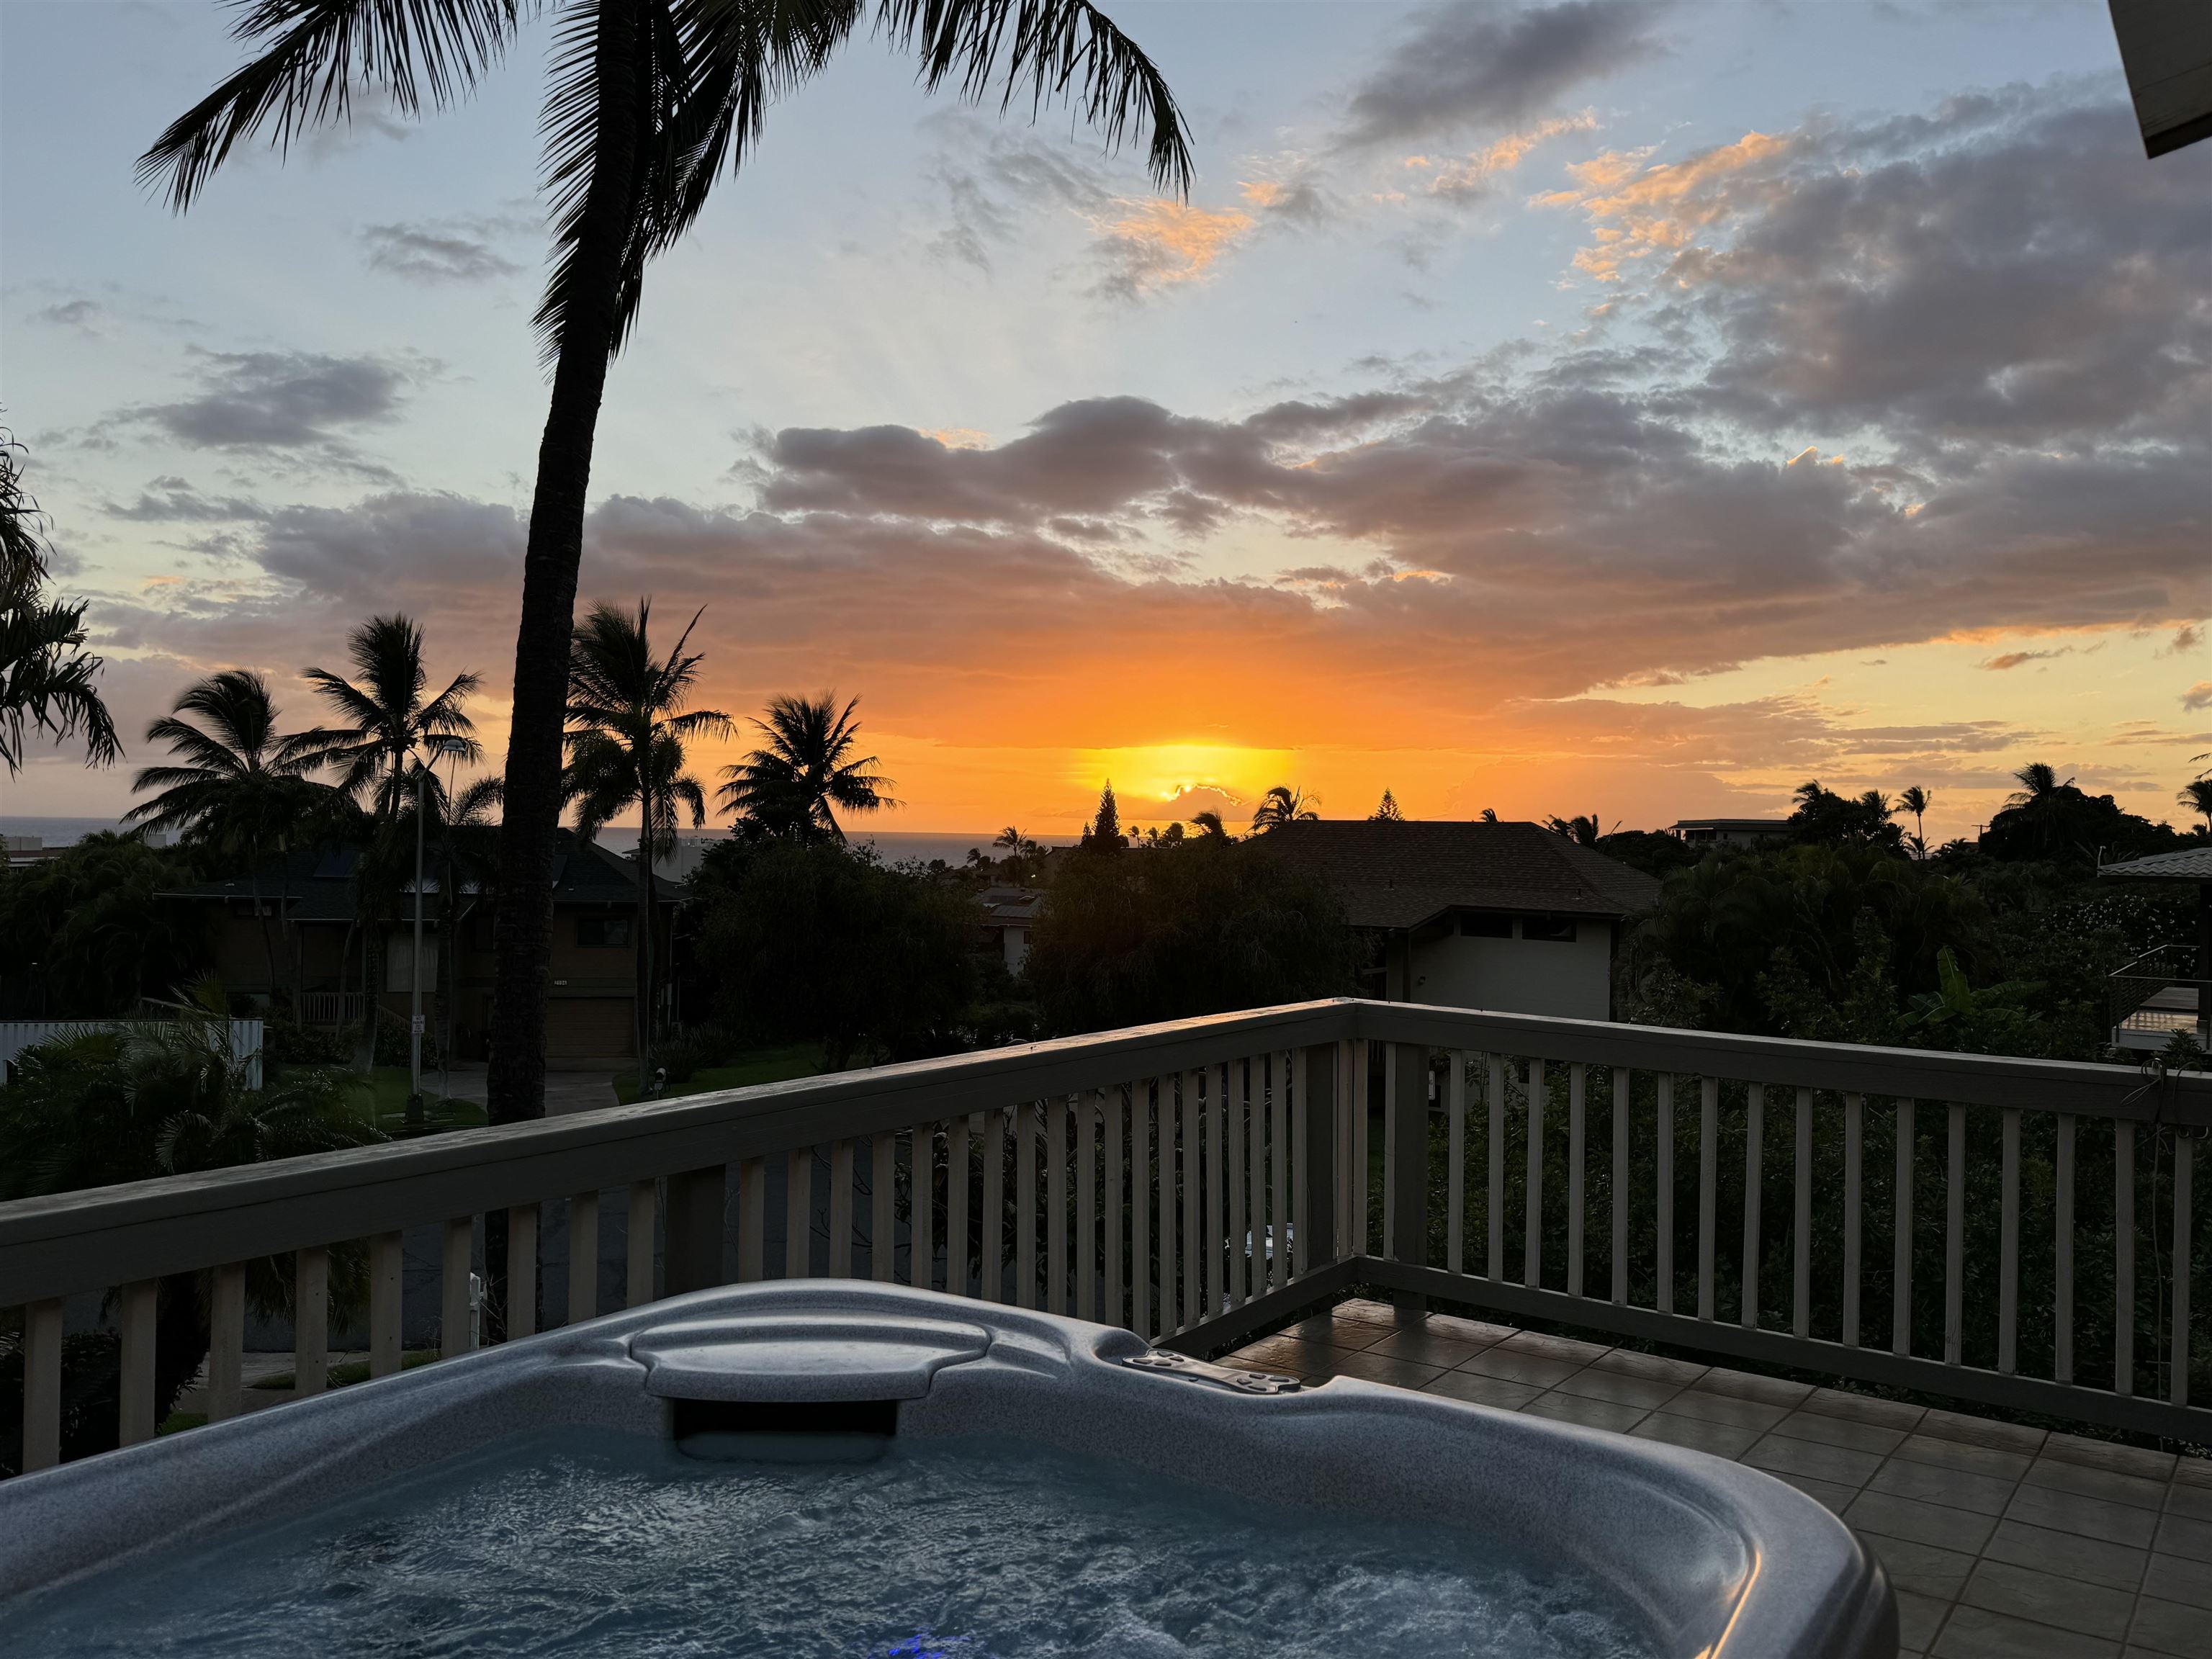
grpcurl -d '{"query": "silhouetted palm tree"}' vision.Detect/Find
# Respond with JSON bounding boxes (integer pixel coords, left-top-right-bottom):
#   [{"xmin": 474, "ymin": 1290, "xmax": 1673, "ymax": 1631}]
[
  {"xmin": 125, "ymin": 670, "xmax": 331, "ymax": 1001},
  {"xmin": 2005, "ymin": 762, "xmax": 2069, "ymax": 808},
  {"xmin": 564, "ymin": 600, "xmax": 730, "ymax": 1086},
  {"xmin": 145, "ymin": 0, "xmax": 1189, "ymax": 1126},
  {"xmin": 1543, "ymin": 813, "xmax": 1604, "ymax": 848},
  {"xmin": 2180, "ymin": 777, "xmax": 2212, "ymax": 832},
  {"xmin": 719, "ymin": 693, "xmax": 894, "ymax": 844},
  {"xmin": 296, "ymin": 616, "xmax": 482, "ymax": 827},
  {"xmin": 1190, "ymin": 809, "xmax": 1228, "ymax": 839},
  {"xmin": 1898, "ymin": 786, "xmax": 1933, "ymax": 858},
  {"xmin": 1251, "ymin": 785, "xmax": 1318, "ymax": 830},
  {"xmin": 1, "ymin": 431, "xmax": 117, "ymax": 774}
]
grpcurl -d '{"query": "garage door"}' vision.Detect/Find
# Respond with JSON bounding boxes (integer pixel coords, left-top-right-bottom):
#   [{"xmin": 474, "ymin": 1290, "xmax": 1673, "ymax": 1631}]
[{"xmin": 546, "ymin": 998, "xmax": 635, "ymax": 1059}]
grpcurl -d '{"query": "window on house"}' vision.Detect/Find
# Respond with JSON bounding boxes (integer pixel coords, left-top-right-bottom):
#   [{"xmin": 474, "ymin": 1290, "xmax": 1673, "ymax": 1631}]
[
  {"xmin": 577, "ymin": 916, "xmax": 633, "ymax": 948},
  {"xmin": 1521, "ymin": 915, "xmax": 1578, "ymax": 943},
  {"xmin": 1458, "ymin": 912, "xmax": 1512, "ymax": 938}
]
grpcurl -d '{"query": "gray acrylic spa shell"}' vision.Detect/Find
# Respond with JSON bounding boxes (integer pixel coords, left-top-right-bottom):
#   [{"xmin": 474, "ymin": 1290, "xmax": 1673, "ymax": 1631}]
[{"xmin": 0, "ymin": 1283, "xmax": 1897, "ymax": 1658}]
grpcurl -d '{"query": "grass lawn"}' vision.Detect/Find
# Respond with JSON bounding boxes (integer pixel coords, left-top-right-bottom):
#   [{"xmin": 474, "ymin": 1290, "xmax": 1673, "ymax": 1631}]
[
  {"xmin": 362, "ymin": 1066, "xmax": 486, "ymax": 1131},
  {"xmin": 615, "ymin": 1043, "xmax": 824, "ymax": 1104}
]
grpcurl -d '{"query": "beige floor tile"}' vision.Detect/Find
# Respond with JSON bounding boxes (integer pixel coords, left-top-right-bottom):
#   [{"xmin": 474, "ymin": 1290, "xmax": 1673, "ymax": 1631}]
[
  {"xmin": 1521, "ymin": 1391, "xmax": 1649, "ymax": 1434},
  {"xmin": 1697, "ymin": 1365, "xmax": 1815, "ymax": 1406},
  {"xmin": 1662, "ymin": 1388, "xmax": 1791, "ymax": 1431},
  {"xmin": 1496, "ymin": 1329, "xmax": 1611, "ymax": 1364},
  {"xmin": 1846, "ymin": 1490, "xmax": 2001, "ymax": 1552},
  {"xmin": 1362, "ymin": 1328, "xmax": 1492, "ymax": 1368},
  {"xmin": 1961, "ymin": 1559, "xmax": 2136, "ymax": 1640},
  {"xmin": 1866, "ymin": 1457, "xmax": 2020, "ymax": 1518},
  {"xmin": 1589, "ymin": 1348, "xmax": 1709, "ymax": 1386},
  {"xmin": 2156, "ymin": 1513, "xmax": 2212, "ymax": 1565},
  {"xmin": 2145, "ymin": 1552, "xmax": 2212, "ymax": 1612},
  {"xmin": 1864, "ymin": 1533, "xmax": 1978, "ymax": 1601},
  {"xmin": 1807, "ymin": 1387, "xmax": 1927, "ymax": 1431},
  {"xmin": 1324, "ymin": 1351, "xmax": 1447, "ymax": 1389},
  {"xmin": 1746, "ymin": 1431, "xmax": 1887, "ymax": 1487},
  {"xmin": 1630, "ymin": 1411, "xmax": 1763, "ymax": 1460},
  {"xmin": 1933, "ymin": 1604, "xmax": 2121, "ymax": 1658},
  {"xmin": 2026, "ymin": 1456, "xmax": 2175, "ymax": 1514},
  {"xmin": 2125, "ymin": 1596, "xmax": 2211, "ymax": 1658},
  {"xmin": 1770, "ymin": 1469, "xmax": 1859, "ymax": 1514},
  {"xmin": 1548, "ymin": 1365, "xmax": 1683, "ymax": 1410},
  {"xmin": 2173, "ymin": 1457, "xmax": 2212, "ymax": 1490},
  {"xmin": 1421, "ymin": 1313, "xmax": 1517, "ymax": 1346},
  {"xmin": 1892, "ymin": 1433, "xmax": 2036, "ymax": 1483},
  {"xmin": 1982, "ymin": 1520, "xmax": 2151, "ymax": 1593},
  {"xmin": 1457, "ymin": 1347, "xmax": 1583, "ymax": 1388},
  {"xmin": 1421, "ymin": 1370, "xmax": 1542, "ymax": 1411},
  {"xmin": 1897, "ymin": 1588, "xmax": 1949, "ymax": 1652},
  {"xmin": 2167, "ymin": 1485, "xmax": 2212, "ymax": 1524},
  {"xmin": 2041, "ymin": 1433, "xmax": 2179, "ymax": 1483},
  {"xmin": 2008, "ymin": 1482, "xmax": 2163, "ymax": 1550},
  {"xmin": 1768, "ymin": 1408, "xmax": 1910, "ymax": 1455},
  {"xmin": 1921, "ymin": 1407, "xmax": 2048, "ymax": 1455}
]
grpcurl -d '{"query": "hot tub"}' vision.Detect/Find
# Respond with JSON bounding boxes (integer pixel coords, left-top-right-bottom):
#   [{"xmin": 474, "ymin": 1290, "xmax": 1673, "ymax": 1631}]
[{"xmin": 0, "ymin": 1283, "xmax": 1894, "ymax": 1657}]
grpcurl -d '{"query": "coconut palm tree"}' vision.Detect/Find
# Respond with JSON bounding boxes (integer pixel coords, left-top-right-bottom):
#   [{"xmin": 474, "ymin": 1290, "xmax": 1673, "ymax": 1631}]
[
  {"xmin": 2180, "ymin": 777, "xmax": 2212, "ymax": 832},
  {"xmin": 1, "ymin": 431, "xmax": 117, "ymax": 775},
  {"xmin": 2005, "ymin": 762, "xmax": 2070, "ymax": 807},
  {"xmin": 125, "ymin": 670, "xmax": 332, "ymax": 1001},
  {"xmin": 1898, "ymin": 786, "xmax": 1933, "ymax": 858},
  {"xmin": 719, "ymin": 693, "xmax": 894, "ymax": 843},
  {"xmin": 145, "ymin": 1, "xmax": 1190, "ymax": 1126},
  {"xmin": 1250, "ymin": 785, "xmax": 1318, "ymax": 831},
  {"xmin": 1543, "ymin": 813, "xmax": 1604, "ymax": 848},
  {"xmin": 562, "ymin": 599, "xmax": 730, "ymax": 1087},
  {"xmin": 1190, "ymin": 809, "xmax": 1228, "ymax": 839},
  {"xmin": 295, "ymin": 615, "xmax": 482, "ymax": 827}
]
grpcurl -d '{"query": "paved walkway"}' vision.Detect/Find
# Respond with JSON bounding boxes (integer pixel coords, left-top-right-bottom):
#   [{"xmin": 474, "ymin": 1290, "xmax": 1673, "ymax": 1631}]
[{"xmin": 1223, "ymin": 1300, "xmax": 2212, "ymax": 1659}]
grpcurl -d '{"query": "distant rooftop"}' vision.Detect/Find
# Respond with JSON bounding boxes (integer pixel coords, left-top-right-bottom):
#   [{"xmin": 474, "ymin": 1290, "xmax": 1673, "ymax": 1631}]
[
  {"xmin": 1259, "ymin": 819, "xmax": 1660, "ymax": 930},
  {"xmin": 2100, "ymin": 847, "xmax": 2212, "ymax": 882}
]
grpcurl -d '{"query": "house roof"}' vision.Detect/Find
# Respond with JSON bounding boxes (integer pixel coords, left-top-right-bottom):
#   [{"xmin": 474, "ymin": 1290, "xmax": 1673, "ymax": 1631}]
[
  {"xmin": 978, "ymin": 885, "xmax": 1046, "ymax": 924},
  {"xmin": 1667, "ymin": 818, "xmax": 1790, "ymax": 832},
  {"xmin": 162, "ymin": 830, "xmax": 679, "ymax": 917},
  {"xmin": 1259, "ymin": 819, "xmax": 1663, "ymax": 930},
  {"xmin": 2100, "ymin": 847, "xmax": 2212, "ymax": 883}
]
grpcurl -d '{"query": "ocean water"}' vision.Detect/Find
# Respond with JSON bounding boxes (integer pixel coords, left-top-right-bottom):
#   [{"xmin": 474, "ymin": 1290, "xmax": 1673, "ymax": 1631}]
[{"xmin": 2, "ymin": 1431, "xmax": 1661, "ymax": 1658}]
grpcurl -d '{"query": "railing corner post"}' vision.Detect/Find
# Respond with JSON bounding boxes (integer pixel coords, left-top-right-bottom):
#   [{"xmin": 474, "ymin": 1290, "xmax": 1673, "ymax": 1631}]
[
  {"xmin": 1298, "ymin": 1042, "xmax": 1339, "ymax": 1276},
  {"xmin": 1390, "ymin": 1042, "xmax": 1430, "ymax": 1318}
]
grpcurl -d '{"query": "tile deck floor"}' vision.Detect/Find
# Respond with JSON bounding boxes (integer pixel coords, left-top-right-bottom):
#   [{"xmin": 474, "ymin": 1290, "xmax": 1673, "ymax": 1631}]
[{"xmin": 1223, "ymin": 1299, "xmax": 2212, "ymax": 1659}]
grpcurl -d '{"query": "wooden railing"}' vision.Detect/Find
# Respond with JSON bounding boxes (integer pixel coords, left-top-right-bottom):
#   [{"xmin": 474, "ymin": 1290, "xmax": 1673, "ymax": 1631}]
[{"xmin": 3, "ymin": 999, "xmax": 2206, "ymax": 1478}]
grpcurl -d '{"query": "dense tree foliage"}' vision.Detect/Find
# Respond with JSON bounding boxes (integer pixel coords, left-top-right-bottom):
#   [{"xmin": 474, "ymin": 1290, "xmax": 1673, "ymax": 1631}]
[
  {"xmin": 1025, "ymin": 835, "xmax": 1359, "ymax": 1035},
  {"xmin": 0, "ymin": 834, "xmax": 207, "ymax": 1018}
]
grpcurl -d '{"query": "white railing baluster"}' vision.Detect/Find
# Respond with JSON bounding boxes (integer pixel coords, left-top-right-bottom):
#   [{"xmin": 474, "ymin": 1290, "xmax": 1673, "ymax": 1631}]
[
  {"xmin": 1288, "ymin": 1051, "xmax": 1307, "ymax": 1282},
  {"xmin": 1447, "ymin": 1051, "xmax": 1467, "ymax": 1277},
  {"xmin": 914, "ymin": 1125, "xmax": 936, "ymax": 1295},
  {"xmin": 120, "ymin": 1279, "xmax": 158, "ymax": 1446},
  {"xmin": 627, "ymin": 1181, "xmax": 657, "ymax": 1307},
  {"xmin": 1525, "ymin": 1058, "xmax": 1546, "ymax": 1288},
  {"xmin": 1998, "ymin": 1107, "xmax": 2020, "ymax": 1374},
  {"xmin": 1161, "ymin": 1080, "xmax": 1180, "ymax": 1333},
  {"xmin": 1183, "ymin": 1072, "xmax": 1202, "ymax": 1325},
  {"xmin": 1382, "ymin": 1045, "xmax": 1399, "ymax": 1260},
  {"xmin": 871, "ymin": 1133, "xmax": 896, "ymax": 1283},
  {"xmin": 1351, "ymin": 1042, "xmax": 1370, "ymax": 1259},
  {"xmin": 1133, "ymin": 1084, "xmax": 1152, "ymax": 1335},
  {"xmin": 830, "ymin": 1139, "xmax": 855, "ymax": 1279},
  {"xmin": 2054, "ymin": 1113, "xmax": 2074, "ymax": 1382},
  {"xmin": 1048, "ymin": 1097, "xmax": 1070, "ymax": 1316},
  {"xmin": 1793, "ymin": 1089, "xmax": 1812, "ymax": 1339},
  {"xmin": 1892, "ymin": 1101, "xmax": 1913, "ymax": 1356},
  {"xmin": 785, "ymin": 1149, "xmax": 811, "ymax": 1281},
  {"xmin": 295, "ymin": 1246, "xmax": 329, "ymax": 1395},
  {"xmin": 1207, "ymin": 1065, "xmax": 1225, "ymax": 1311},
  {"xmin": 1568, "ymin": 1062, "xmax": 1587, "ymax": 1299},
  {"xmin": 1743, "ymin": 1085, "xmax": 1763, "ymax": 1331},
  {"xmin": 1017, "ymin": 1106, "xmax": 1038, "ymax": 1309},
  {"xmin": 1843, "ymin": 1094, "xmax": 1863, "ymax": 1347},
  {"xmin": 947, "ymin": 1116, "xmax": 971, "ymax": 1298},
  {"xmin": 2115, "ymin": 1120, "xmax": 2134, "ymax": 1396},
  {"xmin": 1245, "ymin": 1062, "xmax": 1263, "ymax": 1303},
  {"xmin": 1656, "ymin": 1074, "xmax": 1674, "ymax": 1316},
  {"xmin": 443, "ymin": 1216, "xmax": 475, "ymax": 1353},
  {"xmin": 2172, "ymin": 1136, "xmax": 2193, "ymax": 1408},
  {"xmin": 1105, "ymin": 1089, "xmax": 1125, "ymax": 1319},
  {"xmin": 736, "ymin": 1161, "xmax": 764, "ymax": 1284},
  {"xmin": 508, "ymin": 1204, "xmax": 538, "ymax": 1339},
  {"xmin": 1226, "ymin": 1066, "xmax": 1244, "ymax": 1308},
  {"xmin": 1076, "ymin": 1092, "xmax": 1097, "ymax": 1321},
  {"xmin": 1488, "ymin": 1053, "xmax": 1506, "ymax": 1280},
  {"xmin": 207, "ymin": 1262, "xmax": 245, "ymax": 1421},
  {"xmin": 1698, "ymin": 1076, "xmax": 1718, "ymax": 1321},
  {"xmin": 983, "ymin": 1110, "xmax": 1007, "ymax": 1303},
  {"xmin": 22, "ymin": 1298, "xmax": 61, "ymax": 1472},
  {"xmin": 1613, "ymin": 1069, "xmax": 1630, "ymax": 1305},
  {"xmin": 370, "ymin": 1233, "xmax": 403, "ymax": 1377},
  {"xmin": 570, "ymin": 1192, "xmax": 600, "ymax": 1316},
  {"xmin": 1944, "ymin": 1105, "xmax": 1965, "ymax": 1365}
]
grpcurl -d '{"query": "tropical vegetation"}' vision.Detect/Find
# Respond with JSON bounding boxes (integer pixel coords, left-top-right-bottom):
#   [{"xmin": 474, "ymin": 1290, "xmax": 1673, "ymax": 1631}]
[{"xmin": 0, "ymin": 432, "xmax": 116, "ymax": 775}]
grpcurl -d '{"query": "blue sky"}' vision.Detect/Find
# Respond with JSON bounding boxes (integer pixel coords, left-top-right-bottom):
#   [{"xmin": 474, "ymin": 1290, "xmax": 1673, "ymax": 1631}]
[{"xmin": 4, "ymin": 1, "xmax": 2206, "ymax": 837}]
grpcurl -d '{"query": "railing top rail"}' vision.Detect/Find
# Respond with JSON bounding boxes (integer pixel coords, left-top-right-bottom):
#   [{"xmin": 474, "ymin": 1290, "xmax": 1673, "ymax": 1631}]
[
  {"xmin": 1352, "ymin": 1002, "xmax": 2212, "ymax": 1124},
  {"xmin": 0, "ymin": 1000, "xmax": 1353, "ymax": 1303}
]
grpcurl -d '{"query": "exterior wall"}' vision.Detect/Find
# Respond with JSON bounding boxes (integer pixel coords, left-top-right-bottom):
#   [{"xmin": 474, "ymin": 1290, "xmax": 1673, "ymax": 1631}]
[{"xmin": 1406, "ymin": 920, "xmax": 1615, "ymax": 1020}]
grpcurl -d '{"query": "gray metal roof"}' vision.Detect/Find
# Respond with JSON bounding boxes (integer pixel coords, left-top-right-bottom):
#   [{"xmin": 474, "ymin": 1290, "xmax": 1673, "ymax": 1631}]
[
  {"xmin": 2100, "ymin": 847, "xmax": 2212, "ymax": 882},
  {"xmin": 1259, "ymin": 819, "xmax": 1662, "ymax": 930}
]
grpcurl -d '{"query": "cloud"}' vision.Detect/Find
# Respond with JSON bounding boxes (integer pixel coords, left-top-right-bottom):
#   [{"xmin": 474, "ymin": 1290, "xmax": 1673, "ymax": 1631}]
[
  {"xmin": 2164, "ymin": 624, "xmax": 2200, "ymax": 655},
  {"xmin": 1979, "ymin": 647, "xmax": 2072, "ymax": 670},
  {"xmin": 1088, "ymin": 201, "xmax": 1256, "ymax": 299},
  {"xmin": 1410, "ymin": 112, "xmax": 1599, "ymax": 202},
  {"xmin": 112, "ymin": 350, "xmax": 411, "ymax": 462},
  {"xmin": 1538, "ymin": 130, "xmax": 1789, "ymax": 280},
  {"xmin": 2185, "ymin": 683, "xmax": 2212, "ymax": 713},
  {"xmin": 35, "ymin": 298, "xmax": 102, "ymax": 331},
  {"xmin": 104, "ymin": 476, "xmax": 266, "ymax": 522},
  {"xmin": 1340, "ymin": 1, "xmax": 1668, "ymax": 150},
  {"xmin": 361, "ymin": 221, "xmax": 521, "ymax": 283}
]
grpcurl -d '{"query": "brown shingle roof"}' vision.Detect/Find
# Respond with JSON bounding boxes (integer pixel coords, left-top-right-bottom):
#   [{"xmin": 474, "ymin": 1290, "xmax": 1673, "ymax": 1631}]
[{"xmin": 1259, "ymin": 819, "xmax": 1661, "ymax": 930}]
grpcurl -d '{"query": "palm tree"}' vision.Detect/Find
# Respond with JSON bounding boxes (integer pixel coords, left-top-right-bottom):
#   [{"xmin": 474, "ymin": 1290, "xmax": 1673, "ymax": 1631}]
[
  {"xmin": 1251, "ymin": 785, "xmax": 1318, "ymax": 831},
  {"xmin": 1, "ymin": 431, "xmax": 117, "ymax": 774},
  {"xmin": 563, "ymin": 600, "xmax": 731, "ymax": 1087},
  {"xmin": 125, "ymin": 670, "xmax": 330, "ymax": 1002},
  {"xmin": 145, "ymin": 1, "xmax": 1190, "ymax": 1127},
  {"xmin": 2180, "ymin": 777, "xmax": 2212, "ymax": 832},
  {"xmin": 1190, "ymin": 809, "xmax": 1228, "ymax": 839},
  {"xmin": 2005, "ymin": 762, "xmax": 2070, "ymax": 808},
  {"xmin": 1543, "ymin": 813, "xmax": 1603, "ymax": 848},
  {"xmin": 296, "ymin": 616, "xmax": 482, "ymax": 827},
  {"xmin": 719, "ymin": 693, "xmax": 894, "ymax": 844},
  {"xmin": 1898, "ymin": 786, "xmax": 1933, "ymax": 858}
]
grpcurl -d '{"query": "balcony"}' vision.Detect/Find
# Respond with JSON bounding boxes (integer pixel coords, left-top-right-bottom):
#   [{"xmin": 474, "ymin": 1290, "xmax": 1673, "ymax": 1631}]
[
  {"xmin": 2111, "ymin": 946, "xmax": 2210, "ymax": 1053},
  {"xmin": 4, "ymin": 999, "xmax": 2207, "ymax": 1651}
]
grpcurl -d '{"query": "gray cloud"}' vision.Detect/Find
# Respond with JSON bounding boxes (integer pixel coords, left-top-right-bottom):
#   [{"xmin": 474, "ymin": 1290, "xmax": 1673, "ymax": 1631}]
[
  {"xmin": 361, "ymin": 221, "xmax": 521, "ymax": 283},
  {"xmin": 1340, "ymin": 1, "xmax": 1668, "ymax": 149},
  {"xmin": 122, "ymin": 350, "xmax": 410, "ymax": 453},
  {"xmin": 2184, "ymin": 683, "xmax": 2212, "ymax": 714},
  {"xmin": 105, "ymin": 475, "xmax": 266, "ymax": 522},
  {"xmin": 35, "ymin": 298, "xmax": 102, "ymax": 331}
]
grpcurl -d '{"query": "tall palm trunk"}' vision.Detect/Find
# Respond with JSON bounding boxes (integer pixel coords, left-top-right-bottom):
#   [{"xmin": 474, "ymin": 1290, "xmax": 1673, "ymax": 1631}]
[
  {"xmin": 636, "ymin": 810, "xmax": 655, "ymax": 1096},
  {"xmin": 489, "ymin": 0, "xmax": 643, "ymax": 1128}
]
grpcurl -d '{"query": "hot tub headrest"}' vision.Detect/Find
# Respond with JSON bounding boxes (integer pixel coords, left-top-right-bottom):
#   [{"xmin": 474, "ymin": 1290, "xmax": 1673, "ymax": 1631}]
[{"xmin": 629, "ymin": 1312, "xmax": 993, "ymax": 1402}]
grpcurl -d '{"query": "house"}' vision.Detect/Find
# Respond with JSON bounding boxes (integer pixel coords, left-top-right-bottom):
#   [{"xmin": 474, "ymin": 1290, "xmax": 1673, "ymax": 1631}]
[
  {"xmin": 2098, "ymin": 845, "xmax": 2212, "ymax": 1051},
  {"xmin": 162, "ymin": 830, "xmax": 679, "ymax": 1064},
  {"xmin": 1665, "ymin": 817, "xmax": 1791, "ymax": 848},
  {"xmin": 977, "ymin": 885, "xmax": 1045, "ymax": 973},
  {"xmin": 1261, "ymin": 819, "xmax": 1661, "ymax": 1020}
]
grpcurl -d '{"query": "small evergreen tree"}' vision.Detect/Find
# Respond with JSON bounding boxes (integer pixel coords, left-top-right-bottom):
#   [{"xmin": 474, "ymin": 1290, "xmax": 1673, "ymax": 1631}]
[{"xmin": 1370, "ymin": 788, "xmax": 1405, "ymax": 822}]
